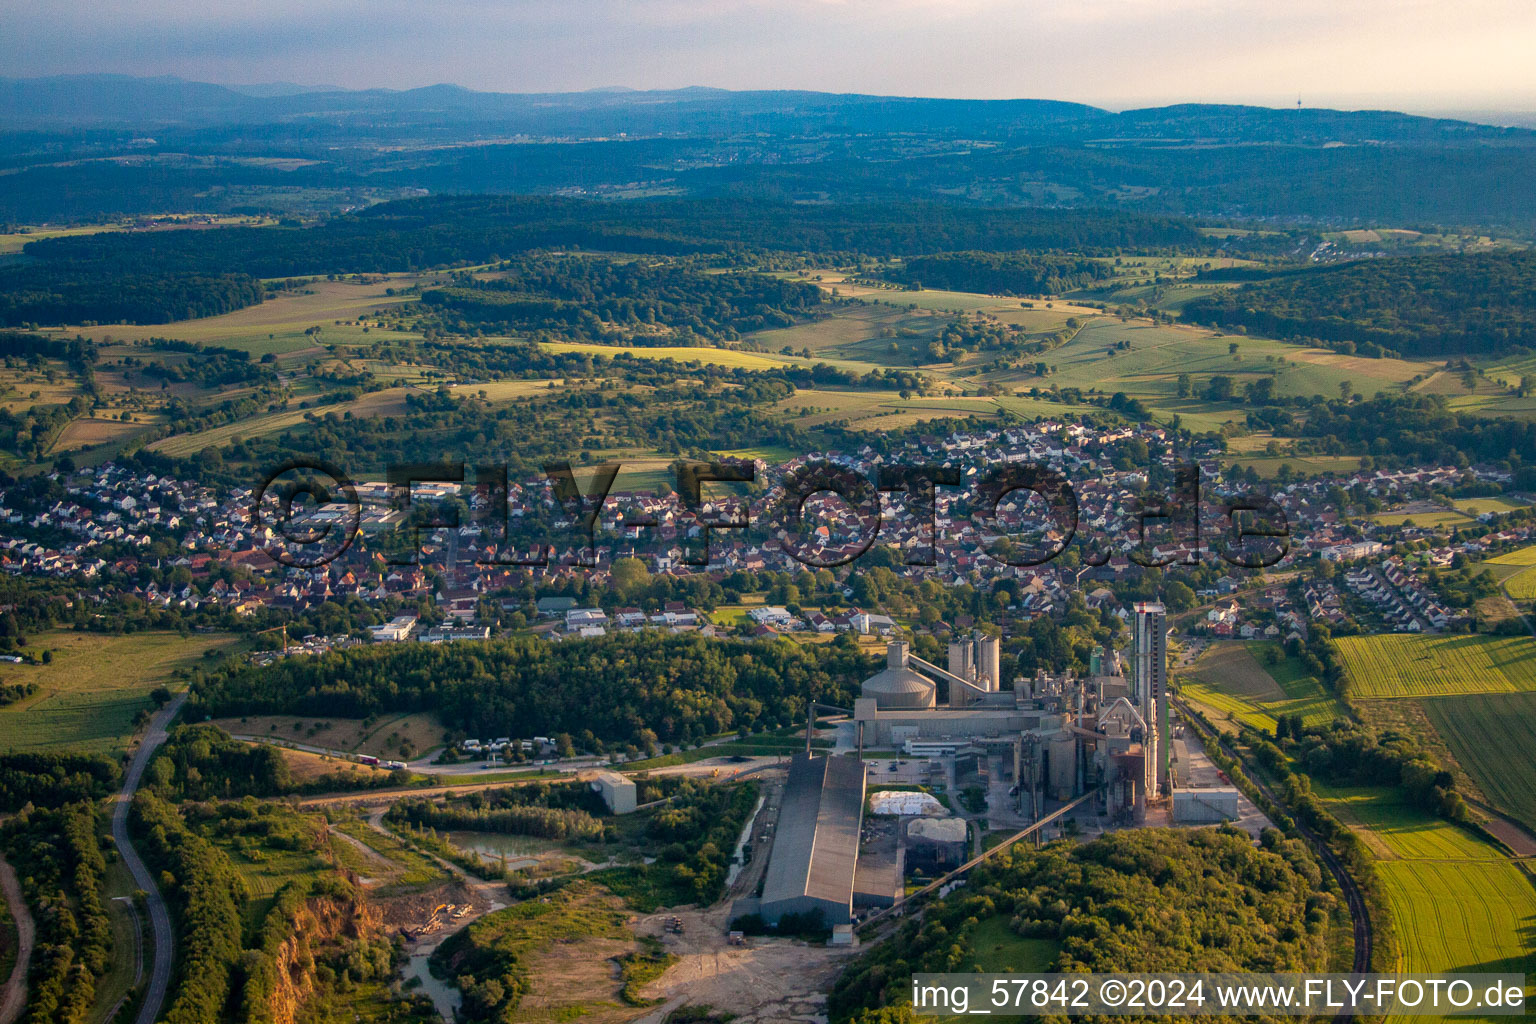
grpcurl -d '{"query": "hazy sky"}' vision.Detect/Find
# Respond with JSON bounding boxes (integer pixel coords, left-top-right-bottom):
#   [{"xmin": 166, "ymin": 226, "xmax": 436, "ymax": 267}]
[{"xmin": 4, "ymin": 0, "xmax": 1536, "ymax": 111}]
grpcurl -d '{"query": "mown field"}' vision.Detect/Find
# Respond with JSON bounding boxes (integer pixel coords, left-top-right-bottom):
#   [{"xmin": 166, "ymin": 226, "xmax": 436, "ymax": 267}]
[
  {"xmin": 1180, "ymin": 641, "xmax": 1342, "ymax": 732},
  {"xmin": 1422, "ymin": 693, "xmax": 1536, "ymax": 832},
  {"xmin": 67, "ymin": 276, "xmax": 424, "ymax": 356},
  {"xmin": 1369, "ymin": 508, "xmax": 1475, "ymax": 529},
  {"xmin": 0, "ymin": 630, "xmax": 238, "ymax": 753},
  {"xmin": 1452, "ymin": 496, "xmax": 1531, "ymax": 516},
  {"xmin": 1333, "ymin": 634, "xmax": 1536, "ymax": 698}
]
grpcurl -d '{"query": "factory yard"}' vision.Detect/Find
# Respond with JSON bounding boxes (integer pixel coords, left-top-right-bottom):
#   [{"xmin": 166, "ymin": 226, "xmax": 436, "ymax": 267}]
[{"xmin": 632, "ymin": 904, "xmax": 859, "ymax": 1024}]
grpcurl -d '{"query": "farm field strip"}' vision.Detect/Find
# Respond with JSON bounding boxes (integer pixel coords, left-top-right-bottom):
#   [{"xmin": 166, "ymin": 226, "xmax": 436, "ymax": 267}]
[
  {"xmin": 1333, "ymin": 634, "xmax": 1536, "ymax": 698},
  {"xmin": 1422, "ymin": 693, "xmax": 1536, "ymax": 832},
  {"xmin": 1485, "ymin": 544, "xmax": 1536, "ymax": 567},
  {"xmin": 1313, "ymin": 784, "xmax": 1536, "ymax": 1020}
]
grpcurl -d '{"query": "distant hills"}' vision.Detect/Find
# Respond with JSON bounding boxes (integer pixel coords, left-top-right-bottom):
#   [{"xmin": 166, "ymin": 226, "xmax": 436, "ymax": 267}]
[
  {"xmin": 2, "ymin": 74, "xmax": 1530, "ymax": 148},
  {"xmin": 2, "ymin": 75, "xmax": 1535, "ymax": 233}
]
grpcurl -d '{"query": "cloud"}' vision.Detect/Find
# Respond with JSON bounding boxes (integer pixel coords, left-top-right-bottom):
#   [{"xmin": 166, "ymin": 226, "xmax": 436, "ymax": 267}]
[{"xmin": 1, "ymin": 0, "xmax": 1533, "ymax": 109}]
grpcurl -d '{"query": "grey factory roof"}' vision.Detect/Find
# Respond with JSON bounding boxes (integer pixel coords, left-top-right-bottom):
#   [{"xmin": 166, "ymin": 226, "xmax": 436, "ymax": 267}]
[
  {"xmin": 761, "ymin": 753, "xmax": 866, "ymax": 916},
  {"xmin": 860, "ymin": 665, "xmax": 937, "ymax": 709}
]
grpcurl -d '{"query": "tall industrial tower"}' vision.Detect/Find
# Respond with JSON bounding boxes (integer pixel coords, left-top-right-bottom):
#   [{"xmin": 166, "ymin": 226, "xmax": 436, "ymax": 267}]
[{"xmin": 1133, "ymin": 601, "xmax": 1168, "ymax": 797}]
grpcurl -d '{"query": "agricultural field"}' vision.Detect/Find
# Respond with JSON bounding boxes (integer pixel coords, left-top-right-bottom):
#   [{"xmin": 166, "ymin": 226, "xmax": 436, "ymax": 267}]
[
  {"xmin": 147, "ymin": 383, "xmax": 431, "ymax": 456},
  {"xmin": 64, "ymin": 276, "xmax": 425, "ymax": 357},
  {"xmin": 541, "ymin": 340, "xmax": 809, "ymax": 372},
  {"xmin": 1369, "ymin": 508, "xmax": 1475, "ymax": 529},
  {"xmin": 1452, "ymin": 495, "xmax": 1532, "ymax": 516},
  {"xmin": 1484, "ymin": 544, "xmax": 1536, "ymax": 568},
  {"xmin": 1505, "ymin": 566, "xmax": 1536, "ymax": 600},
  {"xmin": 0, "ymin": 630, "xmax": 238, "ymax": 753},
  {"xmin": 1422, "ymin": 693, "xmax": 1536, "ymax": 832},
  {"xmin": 1316, "ymin": 784, "xmax": 1536, "ymax": 1017},
  {"xmin": 46, "ymin": 414, "xmax": 158, "ymax": 454},
  {"xmin": 1179, "ymin": 641, "xmax": 1342, "ymax": 732},
  {"xmin": 1333, "ymin": 634, "xmax": 1536, "ymax": 698},
  {"xmin": 768, "ymin": 387, "xmax": 1082, "ymax": 431},
  {"xmin": 0, "ymin": 215, "xmax": 274, "ymax": 255}
]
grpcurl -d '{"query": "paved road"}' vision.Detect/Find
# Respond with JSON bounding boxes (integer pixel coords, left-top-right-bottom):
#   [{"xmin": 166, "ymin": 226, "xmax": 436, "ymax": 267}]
[
  {"xmin": 0, "ymin": 851, "xmax": 34, "ymax": 1024},
  {"xmin": 112, "ymin": 694, "xmax": 185, "ymax": 1024}
]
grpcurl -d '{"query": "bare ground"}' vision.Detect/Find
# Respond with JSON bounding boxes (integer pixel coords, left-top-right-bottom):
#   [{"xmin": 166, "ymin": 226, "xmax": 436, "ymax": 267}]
[{"xmin": 632, "ymin": 903, "xmax": 857, "ymax": 1024}]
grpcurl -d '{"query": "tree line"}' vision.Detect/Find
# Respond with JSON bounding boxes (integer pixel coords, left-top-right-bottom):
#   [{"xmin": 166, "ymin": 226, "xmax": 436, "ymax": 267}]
[
  {"xmin": 187, "ymin": 632, "xmax": 874, "ymax": 749},
  {"xmin": 1183, "ymin": 251, "xmax": 1536, "ymax": 357},
  {"xmin": 829, "ymin": 827, "xmax": 1331, "ymax": 1023},
  {"xmin": 0, "ymin": 801, "xmax": 112, "ymax": 1024}
]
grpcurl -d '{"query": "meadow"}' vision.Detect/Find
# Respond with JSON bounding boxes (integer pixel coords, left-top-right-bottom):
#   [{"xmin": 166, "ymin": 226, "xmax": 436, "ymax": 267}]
[
  {"xmin": 0, "ymin": 630, "xmax": 238, "ymax": 753},
  {"xmin": 1422, "ymin": 692, "xmax": 1536, "ymax": 832},
  {"xmin": 64, "ymin": 276, "xmax": 424, "ymax": 357},
  {"xmin": 1369, "ymin": 508, "xmax": 1475, "ymax": 529},
  {"xmin": 1179, "ymin": 641, "xmax": 1341, "ymax": 732},
  {"xmin": 1333, "ymin": 634, "xmax": 1536, "ymax": 698},
  {"xmin": 1450, "ymin": 495, "xmax": 1531, "ymax": 516}
]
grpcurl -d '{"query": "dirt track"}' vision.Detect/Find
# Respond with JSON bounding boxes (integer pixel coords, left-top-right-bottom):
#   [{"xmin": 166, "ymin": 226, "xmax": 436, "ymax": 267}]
[{"xmin": 0, "ymin": 851, "xmax": 34, "ymax": 1024}]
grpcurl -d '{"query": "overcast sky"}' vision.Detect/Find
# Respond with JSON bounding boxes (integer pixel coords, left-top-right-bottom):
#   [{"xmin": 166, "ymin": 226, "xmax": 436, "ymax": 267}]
[{"xmin": 4, "ymin": 0, "xmax": 1535, "ymax": 112}]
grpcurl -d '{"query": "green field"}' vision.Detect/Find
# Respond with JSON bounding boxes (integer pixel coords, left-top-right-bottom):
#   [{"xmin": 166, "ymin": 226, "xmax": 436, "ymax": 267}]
[
  {"xmin": 0, "ymin": 630, "xmax": 238, "ymax": 753},
  {"xmin": 1333, "ymin": 634, "xmax": 1536, "ymax": 698},
  {"xmin": 1316, "ymin": 784, "xmax": 1536, "ymax": 1019},
  {"xmin": 1370, "ymin": 508, "xmax": 1475, "ymax": 529},
  {"xmin": 1505, "ymin": 566, "xmax": 1536, "ymax": 600},
  {"xmin": 965, "ymin": 915, "xmax": 1058, "ymax": 972},
  {"xmin": 1486, "ymin": 545, "xmax": 1536, "ymax": 568},
  {"xmin": 1422, "ymin": 692, "xmax": 1536, "ymax": 832},
  {"xmin": 66, "ymin": 276, "xmax": 423, "ymax": 357},
  {"xmin": 1452, "ymin": 496, "xmax": 1531, "ymax": 516},
  {"xmin": 1180, "ymin": 641, "xmax": 1342, "ymax": 732}
]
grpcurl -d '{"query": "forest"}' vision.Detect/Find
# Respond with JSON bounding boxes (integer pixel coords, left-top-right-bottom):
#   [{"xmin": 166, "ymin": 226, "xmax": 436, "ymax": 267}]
[
  {"xmin": 0, "ymin": 195, "xmax": 1207, "ymax": 325},
  {"xmin": 1182, "ymin": 251, "xmax": 1536, "ymax": 357},
  {"xmin": 0, "ymin": 801, "xmax": 112, "ymax": 1024},
  {"xmin": 186, "ymin": 632, "xmax": 875, "ymax": 748},
  {"xmin": 828, "ymin": 827, "xmax": 1331, "ymax": 1023},
  {"xmin": 420, "ymin": 255, "xmax": 823, "ymax": 342},
  {"xmin": 884, "ymin": 251, "xmax": 1116, "ymax": 295}
]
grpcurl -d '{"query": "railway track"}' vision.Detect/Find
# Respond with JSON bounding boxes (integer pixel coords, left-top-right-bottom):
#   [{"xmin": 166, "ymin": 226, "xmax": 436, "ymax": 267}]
[{"xmin": 1174, "ymin": 699, "xmax": 1374, "ymax": 988}]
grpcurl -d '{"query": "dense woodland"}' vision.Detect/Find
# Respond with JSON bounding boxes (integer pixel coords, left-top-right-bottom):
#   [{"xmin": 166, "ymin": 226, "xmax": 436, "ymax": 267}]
[
  {"xmin": 0, "ymin": 196, "xmax": 1205, "ymax": 326},
  {"xmin": 147, "ymin": 723, "xmax": 417, "ymax": 800},
  {"xmin": 1184, "ymin": 252, "xmax": 1536, "ymax": 357},
  {"xmin": 885, "ymin": 251, "xmax": 1116, "ymax": 295},
  {"xmin": 420, "ymin": 256, "xmax": 823, "ymax": 342},
  {"xmin": 0, "ymin": 802, "xmax": 112, "ymax": 1024},
  {"xmin": 829, "ymin": 827, "xmax": 1331, "ymax": 1023},
  {"xmin": 187, "ymin": 632, "xmax": 875, "ymax": 749},
  {"xmin": 0, "ymin": 750, "xmax": 120, "ymax": 811}
]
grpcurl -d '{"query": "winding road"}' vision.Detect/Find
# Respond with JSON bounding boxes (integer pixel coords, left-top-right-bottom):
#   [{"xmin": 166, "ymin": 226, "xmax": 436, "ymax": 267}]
[{"xmin": 111, "ymin": 693, "xmax": 185, "ymax": 1024}]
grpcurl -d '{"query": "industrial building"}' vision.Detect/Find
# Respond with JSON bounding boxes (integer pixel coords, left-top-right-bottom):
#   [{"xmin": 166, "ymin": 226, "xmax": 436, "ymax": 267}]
[
  {"xmin": 589, "ymin": 770, "xmax": 637, "ymax": 814},
  {"xmin": 1172, "ymin": 787, "xmax": 1241, "ymax": 823},
  {"xmin": 754, "ymin": 753, "xmax": 867, "ymax": 926},
  {"xmin": 849, "ymin": 625, "xmax": 1169, "ymax": 822},
  {"xmin": 905, "ymin": 816, "xmax": 968, "ymax": 871},
  {"xmin": 1132, "ymin": 601, "xmax": 1168, "ymax": 797}
]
